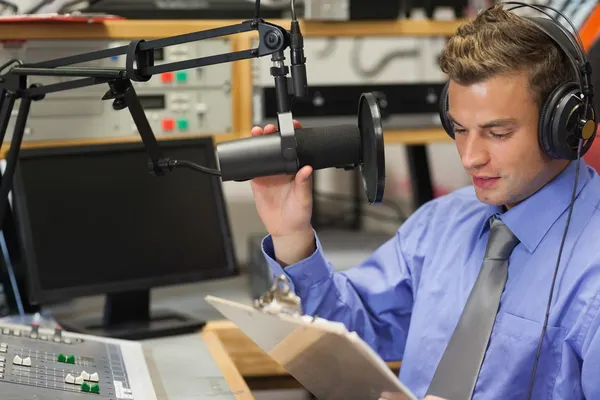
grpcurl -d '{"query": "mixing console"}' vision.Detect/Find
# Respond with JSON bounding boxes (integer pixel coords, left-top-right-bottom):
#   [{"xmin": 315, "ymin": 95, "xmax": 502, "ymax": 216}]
[{"xmin": 0, "ymin": 321, "xmax": 157, "ymax": 399}]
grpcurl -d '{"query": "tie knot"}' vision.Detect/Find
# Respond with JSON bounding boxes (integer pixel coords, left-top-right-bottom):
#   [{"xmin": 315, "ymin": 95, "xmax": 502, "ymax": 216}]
[{"xmin": 484, "ymin": 217, "xmax": 520, "ymax": 260}]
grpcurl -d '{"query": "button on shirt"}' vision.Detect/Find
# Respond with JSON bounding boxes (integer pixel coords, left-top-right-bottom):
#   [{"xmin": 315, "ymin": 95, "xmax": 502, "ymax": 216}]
[{"xmin": 262, "ymin": 159, "xmax": 600, "ymax": 399}]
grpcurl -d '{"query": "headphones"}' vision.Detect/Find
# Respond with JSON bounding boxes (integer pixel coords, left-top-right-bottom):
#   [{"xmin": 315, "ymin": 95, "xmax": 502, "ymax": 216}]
[{"xmin": 438, "ymin": 1, "xmax": 597, "ymax": 160}]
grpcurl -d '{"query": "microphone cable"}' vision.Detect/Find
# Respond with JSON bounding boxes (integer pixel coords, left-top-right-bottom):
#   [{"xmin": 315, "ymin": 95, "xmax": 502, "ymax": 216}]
[
  {"xmin": 290, "ymin": 0, "xmax": 296, "ymax": 21},
  {"xmin": 159, "ymin": 158, "xmax": 221, "ymax": 176}
]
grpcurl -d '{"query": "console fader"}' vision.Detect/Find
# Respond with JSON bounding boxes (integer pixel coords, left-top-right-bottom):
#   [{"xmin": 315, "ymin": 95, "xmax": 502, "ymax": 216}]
[{"xmin": 0, "ymin": 321, "xmax": 157, "ymax": 399}]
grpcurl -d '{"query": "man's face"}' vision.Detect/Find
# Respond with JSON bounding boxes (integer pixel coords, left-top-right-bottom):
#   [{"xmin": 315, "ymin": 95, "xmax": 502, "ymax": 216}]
[{"xmin": 447, "ymin": 71, "xmax": 569, "ymax": 209}]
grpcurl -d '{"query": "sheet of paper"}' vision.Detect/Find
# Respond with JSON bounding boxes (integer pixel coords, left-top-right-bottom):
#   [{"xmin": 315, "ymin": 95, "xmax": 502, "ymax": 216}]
[{"xmin": 205, "ymin": 295, "xmax": 417, "ymax": 400}]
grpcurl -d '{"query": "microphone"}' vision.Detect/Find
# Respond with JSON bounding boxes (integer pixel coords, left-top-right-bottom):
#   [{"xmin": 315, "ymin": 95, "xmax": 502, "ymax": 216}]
[{"xmin": 216, "ymin": 92, "xmax": 386, "ymax": 204}]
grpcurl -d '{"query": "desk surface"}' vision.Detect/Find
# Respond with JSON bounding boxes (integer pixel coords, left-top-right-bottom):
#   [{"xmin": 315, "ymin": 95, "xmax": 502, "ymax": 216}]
[
  {"xmin": 46, "ymin": 274, "xmax": 402, "ymax": 393},
  {"xmin": 143, "ymin": 332, "xmax": 254, "ymax": 400}
]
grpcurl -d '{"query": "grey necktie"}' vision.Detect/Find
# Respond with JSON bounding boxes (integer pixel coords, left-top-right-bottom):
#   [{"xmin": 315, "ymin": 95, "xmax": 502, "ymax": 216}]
[{"xmin": 426, "ymin": 216, "xmax": 520, "ymax": 400}]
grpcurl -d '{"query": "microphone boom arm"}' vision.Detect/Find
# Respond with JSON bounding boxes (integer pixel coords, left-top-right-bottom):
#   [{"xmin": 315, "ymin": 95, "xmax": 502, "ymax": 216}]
[{"xmin": 0, "ymin": 17, "xmax": 300, "ymax": 228}]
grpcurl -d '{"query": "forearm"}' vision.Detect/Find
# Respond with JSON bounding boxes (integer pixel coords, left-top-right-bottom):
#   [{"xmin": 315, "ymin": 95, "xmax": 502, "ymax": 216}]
[
  {"xmin": 262, "ymin": 232, "xmax": 411, "ymax": 361},
  {"xmin": 272, "ymin": 227, "xmax": 316, "ymax": 267}
]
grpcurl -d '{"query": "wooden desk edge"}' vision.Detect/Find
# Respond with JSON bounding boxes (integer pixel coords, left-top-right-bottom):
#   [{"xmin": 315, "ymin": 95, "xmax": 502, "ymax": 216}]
[
  {"xmin": 201, "ymin": 329, "xmax": 256, "ymax": 400},
  {"xmin": 203, "ymin": 320, "xmax": 402, "ymax": 375}
]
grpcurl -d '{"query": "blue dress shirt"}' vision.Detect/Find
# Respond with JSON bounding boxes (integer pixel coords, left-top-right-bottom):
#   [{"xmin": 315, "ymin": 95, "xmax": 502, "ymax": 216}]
[{"xmin": 262, "ymin": 159, "xmax": 600, "ymax": 399}]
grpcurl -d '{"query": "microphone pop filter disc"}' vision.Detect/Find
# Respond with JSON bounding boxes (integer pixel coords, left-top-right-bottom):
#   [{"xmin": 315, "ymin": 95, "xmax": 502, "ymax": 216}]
[{"xmin": 358, "ymin": 92, "xmax": 385, "ymax": 204}]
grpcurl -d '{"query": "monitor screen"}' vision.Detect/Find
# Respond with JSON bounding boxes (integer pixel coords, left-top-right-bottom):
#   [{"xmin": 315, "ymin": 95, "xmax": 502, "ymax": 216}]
[{"xmin": 11, "ymin": 138, "xmax": 238, "ymax": 304}]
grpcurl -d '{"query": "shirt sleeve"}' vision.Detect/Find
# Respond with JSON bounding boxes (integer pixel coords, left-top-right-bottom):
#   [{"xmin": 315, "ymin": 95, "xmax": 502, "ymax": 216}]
[
  {"xmin": 261, "ymin": 201, "xmax": 436, "ymax": 361},
  {"xmin": 580, "ymin": 289, "xmax": 600, "ymax": 398}
]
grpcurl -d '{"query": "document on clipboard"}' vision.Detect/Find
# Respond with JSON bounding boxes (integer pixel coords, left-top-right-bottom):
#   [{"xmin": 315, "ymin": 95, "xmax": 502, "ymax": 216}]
[{"xmin": 205, "ymin": 275, "xmax": 418, "ymax": 400}]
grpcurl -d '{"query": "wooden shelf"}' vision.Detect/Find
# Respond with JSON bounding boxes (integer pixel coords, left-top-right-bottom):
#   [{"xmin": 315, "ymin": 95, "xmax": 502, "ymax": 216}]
[
  {"xmin": 0, "ymin": 127, "xmax": 449, "ymax": 159},
  {"xmin": 0, "ymin": 18, "xmax": 465, "ymax": 40},
  {"xmin": 0, "ymin": 133, "xmax": 238, "ymax": 159},
  {"xmin": 274, "ymin": 18, "xmax": 465, "ymax": 37},
  {"xmin": 385, "ymin": 128, "xmax": 451, "ymax": 144}
]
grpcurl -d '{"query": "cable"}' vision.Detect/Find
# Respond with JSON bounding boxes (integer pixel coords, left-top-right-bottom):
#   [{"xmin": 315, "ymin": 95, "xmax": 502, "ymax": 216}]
[
  {"xmin": 315, "ymin": 38, "xmax": 337, "ymax": 60},
  {"xmin": 255, "ymin": 0, "xmax": 261, "ymax": 19},
  {"xmin": 166, "ymin": 159, "xmax": 221, "ymax": 176},
  {"xmin": 526, "ymin": 139, "xmax": 583, "ymax": 399},
  {"xmin": 0, "ymin": 231, "xmax": 23, "ymax": 316},
  {"xmin": 290, "ymin": 0, "xmax": 297, "ymax": 21},
  {"xmin": 350, "ymin": 39, "xmax": 420, "ymax": 79},
  {"xmin": 0, "ymin": 1, "xmax": 17, "ymax": 14}
]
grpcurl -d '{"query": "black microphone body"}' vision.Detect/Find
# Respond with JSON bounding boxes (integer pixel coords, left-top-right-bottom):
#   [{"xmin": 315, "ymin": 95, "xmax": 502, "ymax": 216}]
[
  {"xmin": 215, "ymin": 92, "xmax": 385, "ymax": 204},
  {"xmin": 216, "ymin": 124, "xmax": 361, "ymax": 182}
]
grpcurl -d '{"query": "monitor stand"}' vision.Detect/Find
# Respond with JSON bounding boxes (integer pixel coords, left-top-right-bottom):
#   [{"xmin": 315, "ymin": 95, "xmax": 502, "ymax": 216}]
[{"xmin": 57, "ymin": 290, "xmax": 207, "ymax": 340}]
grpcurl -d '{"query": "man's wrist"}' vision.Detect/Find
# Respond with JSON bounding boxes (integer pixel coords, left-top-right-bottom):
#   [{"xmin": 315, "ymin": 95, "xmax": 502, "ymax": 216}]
[{"xmin": 272, "ymin": 228, "xmax": 316, "ymax": 267}]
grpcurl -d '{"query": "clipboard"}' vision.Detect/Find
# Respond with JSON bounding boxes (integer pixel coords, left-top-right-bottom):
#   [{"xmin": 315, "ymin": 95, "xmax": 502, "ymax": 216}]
[{"xmin": 205, "ymin": 275, "xmax": 418, "ymax": 400}]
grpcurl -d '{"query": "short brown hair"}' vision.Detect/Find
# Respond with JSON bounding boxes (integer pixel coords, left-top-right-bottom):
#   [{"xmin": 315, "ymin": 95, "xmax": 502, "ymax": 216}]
[{"xmin": 439, "ymin": 4, "xmax": 576, "ymax": 108}]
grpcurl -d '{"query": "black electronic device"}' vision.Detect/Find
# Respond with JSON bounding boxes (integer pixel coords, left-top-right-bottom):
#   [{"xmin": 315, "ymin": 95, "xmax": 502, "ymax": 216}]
[
  {"xmin": 260, "ymin": 83, "xmax": 446, "ymax": 127},
  {"xmin": 303, "ymin": 0, "xmax": 467, "ymax": 20},
  {"xmin": 0, "ymin": 0, "xmax": 386, "ymax": 242},
  {"xmin": 0, "ymin": 320, "xmax": 158, "ymax": 398},
  {"xmin": 10, "ymin": 138, "xmax": 238, "ymax": 340}
]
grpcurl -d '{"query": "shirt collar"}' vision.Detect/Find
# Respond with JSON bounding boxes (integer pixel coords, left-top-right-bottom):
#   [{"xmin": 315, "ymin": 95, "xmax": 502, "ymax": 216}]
[{"xmin": 478, "ymin": 159, "xmax": 591, "ymax": 253}]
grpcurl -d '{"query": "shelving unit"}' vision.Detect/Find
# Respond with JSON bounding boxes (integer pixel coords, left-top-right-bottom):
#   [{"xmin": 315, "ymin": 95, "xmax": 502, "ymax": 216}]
[
  {"xmin": 0, "ymin": 17, "xmax": 461, "ymax": 148},
  {"xmin": 0, "ymin": 17, "xmax": 464, "ymax": 206}
]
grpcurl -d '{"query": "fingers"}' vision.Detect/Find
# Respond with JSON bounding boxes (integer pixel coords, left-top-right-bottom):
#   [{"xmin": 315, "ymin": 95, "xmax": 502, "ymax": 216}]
[
  {"xmin": 251, "ymin": 121, "xmax": 303, "ymax": 137},
  {"xmin": 250, "ymin": 126, "xmax": 263, "ymax": 136},
  {"xmin": 295, "ymin": 165, "xmax": 313, "ymax": 184},
  {"xmin": 250, "ymin": 124, "xmax": 276, "ymax": 136},
  {"xmin": 264, "ymin": 124, "xmax": 278, "ymax": 134}
]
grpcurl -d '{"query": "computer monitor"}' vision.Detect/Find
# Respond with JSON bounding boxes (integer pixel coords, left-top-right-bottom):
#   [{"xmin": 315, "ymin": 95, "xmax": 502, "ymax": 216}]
[{"xmin": 10, "ymin": 138, "xmax": 238, "ymax": 339}]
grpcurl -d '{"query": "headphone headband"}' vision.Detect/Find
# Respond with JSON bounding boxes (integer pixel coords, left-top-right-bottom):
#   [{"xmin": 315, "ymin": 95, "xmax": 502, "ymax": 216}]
[
  {"xmin": 438, "ymin": 1, "xmax": 597, "ymax": 160},
  {"xmin": 501, "ymin": 2, "xmax": 592, "ymax": 100}
]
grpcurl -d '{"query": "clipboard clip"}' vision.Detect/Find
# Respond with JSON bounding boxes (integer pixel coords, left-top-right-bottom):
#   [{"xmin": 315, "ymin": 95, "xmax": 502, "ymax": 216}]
[{"xmin": 254, "ymin": 275, "xmax": 303, "ymax": 316}]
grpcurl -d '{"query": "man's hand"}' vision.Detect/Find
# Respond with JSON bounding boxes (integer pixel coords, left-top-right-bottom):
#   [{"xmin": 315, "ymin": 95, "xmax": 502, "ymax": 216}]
[{"xmin": 378, "ymin": 393, "xmax": 446, "ymax": 400}]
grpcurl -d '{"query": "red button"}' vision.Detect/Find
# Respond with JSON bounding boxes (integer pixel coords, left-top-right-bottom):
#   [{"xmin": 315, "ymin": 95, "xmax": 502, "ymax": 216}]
[
  {"xmin": 161, "ymin": 72, "xmax": 174, "ymax": 83},
  {"xmin": 162, "ymin": 118, "xmax": 175, "ymax": 131}
]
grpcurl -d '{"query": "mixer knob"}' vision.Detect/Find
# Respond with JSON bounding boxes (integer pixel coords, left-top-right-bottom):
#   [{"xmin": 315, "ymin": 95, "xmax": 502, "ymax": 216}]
[{"xmin": 65, "ymin": 374, "xmax": 75, "ymax": 384}]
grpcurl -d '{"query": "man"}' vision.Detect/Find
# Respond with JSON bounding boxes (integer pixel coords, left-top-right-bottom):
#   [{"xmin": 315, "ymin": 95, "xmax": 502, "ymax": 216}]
[{"xmin": 250, "ymin": 4, "xmax": 600, "ymax": 399}]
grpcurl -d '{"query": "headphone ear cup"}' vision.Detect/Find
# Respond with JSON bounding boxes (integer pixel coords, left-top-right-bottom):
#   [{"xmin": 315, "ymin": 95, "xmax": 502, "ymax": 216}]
[
  {"xmin": 539, "ymin": 81, "xmax": 589, "ymax": 160},
  {"xmin": 439, "ymin": 82, "xmax": 455, "ymax": 139}
]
